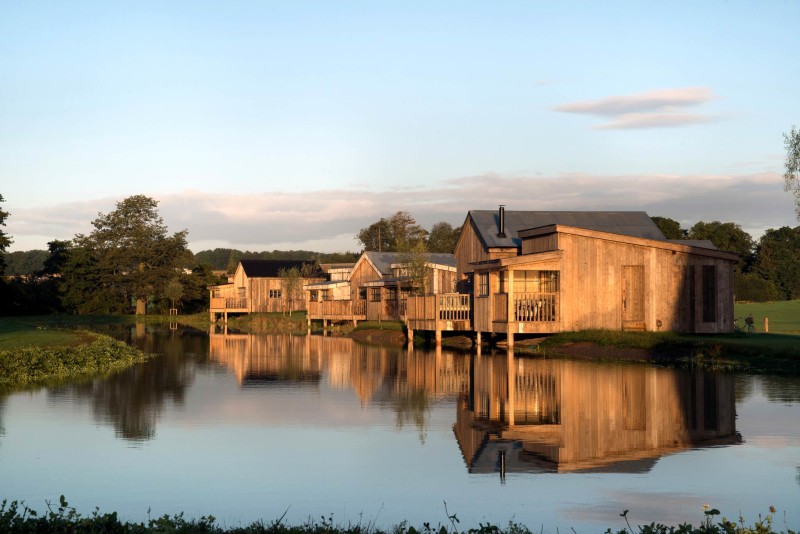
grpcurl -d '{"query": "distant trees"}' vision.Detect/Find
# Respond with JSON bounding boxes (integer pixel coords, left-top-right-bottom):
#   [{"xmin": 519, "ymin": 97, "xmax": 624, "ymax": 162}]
[
  {"xmin": 651, "ymin": 216, "xmax": 686, "ymax": 240},
  {"xmin": 357, "ymin": 211, "xmax": 428, "ymax": 252},
  {"xmin": 427, "ymin": 222, "xmax": 461, "ymax": 253},
  {"xmin": 357, "ymin": 211, "xmax": 461, "ymax": 253},
  {"xmin": 784, "ymin": 126, "xmax": 800, "ymax": 220},
  {"xmin": 192, "ymin": 248, "xmax": 359, "ymax": 272}
]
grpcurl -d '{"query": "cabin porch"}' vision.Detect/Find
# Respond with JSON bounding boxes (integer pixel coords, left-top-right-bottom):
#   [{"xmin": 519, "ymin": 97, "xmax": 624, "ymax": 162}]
[
  {"xmin": 405, "ymin": 289, "xmax": 563, "ymax": 347},
  {"xmin": 209, "ymin": 297, "xmax": 249, "ymax": 322}
]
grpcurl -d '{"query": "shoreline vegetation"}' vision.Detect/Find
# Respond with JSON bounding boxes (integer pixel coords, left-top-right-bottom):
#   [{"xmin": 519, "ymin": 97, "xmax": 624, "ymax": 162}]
[
  {"xmin": 0, "ymin": 319, "xmax": 150, "ymax": 390},
  {"xmin": 0, "ymin": 497, "xmax": 795, "ymax": 534}
]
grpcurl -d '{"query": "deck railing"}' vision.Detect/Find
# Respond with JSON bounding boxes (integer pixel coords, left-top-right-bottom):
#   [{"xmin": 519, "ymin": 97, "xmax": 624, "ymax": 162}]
[
  {"xmin": 492, "ymin": 293, "xmax": 558, "ymax": 322},
  {"xmin": 439, "ymin": 294, "xmax": 471, "ymax": 321},
  {"xmin": 514, "ymin": 292, "xmax": 558, "ymax": 322},
  {"xmin": 210, "ymin": 297, "xmax": 248, "ymax": 310},
  {"xmin": 405, "ymin": 293, "xmax": 472, "ymax": 322},
  {"xmin": 307, "ymin": 299, "xmax": 368, "ymax": 318}
]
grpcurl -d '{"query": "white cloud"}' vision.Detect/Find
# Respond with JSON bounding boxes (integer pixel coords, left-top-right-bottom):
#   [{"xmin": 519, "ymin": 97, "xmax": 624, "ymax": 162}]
[
  {"xmin": 555, "ymin": 87, "xmax": 719, "ymax": 130},
  {"xmin": 5, "ymin": 172, "xmax": 795, "ymax": 253}
]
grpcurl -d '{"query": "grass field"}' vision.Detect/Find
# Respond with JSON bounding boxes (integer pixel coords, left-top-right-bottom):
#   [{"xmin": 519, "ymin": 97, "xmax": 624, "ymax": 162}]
[{"xmin": 734, "ymin": 300, "xmax": 800, "ymax": 334}]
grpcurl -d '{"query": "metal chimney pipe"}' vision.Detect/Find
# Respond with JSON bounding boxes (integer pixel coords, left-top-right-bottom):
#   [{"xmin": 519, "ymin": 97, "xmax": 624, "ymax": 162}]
[{"xmin": 498, "ymin": 205, "xmax": 506, "ymax": 237}]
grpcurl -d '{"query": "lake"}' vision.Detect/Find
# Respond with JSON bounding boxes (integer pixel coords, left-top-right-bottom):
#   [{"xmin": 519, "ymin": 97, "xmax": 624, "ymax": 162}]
[{"xmin": 1, "ymin": 324, "xmax": 798, "ymax": 532}]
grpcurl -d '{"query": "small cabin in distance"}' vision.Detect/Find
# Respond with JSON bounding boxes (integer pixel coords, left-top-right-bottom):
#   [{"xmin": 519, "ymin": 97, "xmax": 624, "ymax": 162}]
[
  {"xmin": 306, "ymin": 251, "xmax": 457, "ymax": 326},
  {"xmin": 406, "ymin": 207, "xmax": 737, "ymax": 346},
  {"xmin": 209, "ymin": 259, "xmax": 324, "ymax": 322}
]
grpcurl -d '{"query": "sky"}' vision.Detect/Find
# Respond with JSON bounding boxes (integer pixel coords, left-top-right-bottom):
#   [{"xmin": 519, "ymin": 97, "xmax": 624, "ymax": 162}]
[{"xmin": 2, "ymin": 0, "xmax": 799, "ymax": 254}]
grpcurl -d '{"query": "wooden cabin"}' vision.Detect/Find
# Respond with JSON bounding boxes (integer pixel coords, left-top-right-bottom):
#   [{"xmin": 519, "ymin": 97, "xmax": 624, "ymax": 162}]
[
  {"xmin": 306, "ymin": 251, "xmax": 457, "ymax": 326},
  {"xmin": 406, "ymin": 208, "xmax": 737, "ymax": 346},
  {"xmin": 209, "ymin": 259, "xmax": 324, "ymax": 322},
  {"xmin": 454, "ymin": 354, "xmax": 739, "ymax": 474}
]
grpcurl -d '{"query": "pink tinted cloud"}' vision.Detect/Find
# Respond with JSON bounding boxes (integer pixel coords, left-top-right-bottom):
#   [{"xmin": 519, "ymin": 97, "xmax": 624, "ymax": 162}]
[{"xmin": 555, "ymin": 87, "xmax": 719, "ymax": 129}]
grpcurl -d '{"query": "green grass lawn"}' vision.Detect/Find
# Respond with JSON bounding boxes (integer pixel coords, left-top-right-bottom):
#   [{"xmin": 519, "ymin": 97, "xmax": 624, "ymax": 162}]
[{"xmin": 734, "ymin": 300, "xmax": 800, "ymax": 334}]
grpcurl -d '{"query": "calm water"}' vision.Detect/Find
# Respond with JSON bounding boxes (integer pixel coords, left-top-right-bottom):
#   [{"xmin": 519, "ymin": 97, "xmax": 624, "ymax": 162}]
[{"xmin": 1, "ymin": 325, "xmax": 799, "ymax": 532}]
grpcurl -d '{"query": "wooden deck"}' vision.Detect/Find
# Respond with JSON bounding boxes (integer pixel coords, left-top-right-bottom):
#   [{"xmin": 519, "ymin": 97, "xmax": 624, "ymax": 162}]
[
  {"xmin": 406, "ymin": 292, "xmax": 563, "ymax": 343},
  {"xmin": 209, "ymin": 297, "xmax": 249, "ymax": 322}
]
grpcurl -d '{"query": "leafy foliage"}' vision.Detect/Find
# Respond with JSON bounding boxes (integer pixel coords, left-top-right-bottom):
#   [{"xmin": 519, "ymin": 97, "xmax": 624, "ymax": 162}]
[
  {"xmin": 754, "ymin": 226, "xmax": 800, "ymax": 300},
  {"xmin": 63, "ymin": 195, "xmax": 190, "ymax": 315},
  {"xmin": 651, "ymin": 216, "xmax": 687, "ymax": 240},
  {"xmin": 688, "ymin": 221, "xmax": 755, "ymax": 271},
  {"xmin": 0, "ymin": 333, "xmax": 149, "ymax": 388}
]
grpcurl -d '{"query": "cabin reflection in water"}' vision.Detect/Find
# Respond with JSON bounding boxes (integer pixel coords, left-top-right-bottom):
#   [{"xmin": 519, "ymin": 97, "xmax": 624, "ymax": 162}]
[
  {"xmin": 455, "ymin": 354, "xmax": 740, "ymax": 474},
  {"xmin": 206, "ymin": 331, "xmax": 470, "ymax": 406}
]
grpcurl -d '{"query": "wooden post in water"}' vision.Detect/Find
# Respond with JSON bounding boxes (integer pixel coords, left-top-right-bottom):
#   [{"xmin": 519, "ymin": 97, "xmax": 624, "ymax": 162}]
[{"xmin": 764, "ymin": 317, "xmax": 769, "ymax": 333}]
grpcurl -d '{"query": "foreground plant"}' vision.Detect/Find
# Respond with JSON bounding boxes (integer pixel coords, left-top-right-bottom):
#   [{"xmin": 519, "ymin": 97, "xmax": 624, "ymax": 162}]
[
  {"xmin": 607, "ymin": 506, "xmax": 796, "ymax": 534},
  {"xmin": 0, "ymin": 498, "xmax": 795, "ymax": 534}
]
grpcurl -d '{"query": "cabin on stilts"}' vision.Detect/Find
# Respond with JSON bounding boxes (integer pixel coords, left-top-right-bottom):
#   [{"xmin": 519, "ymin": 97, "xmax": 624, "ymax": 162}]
[
  {"xmin": 209, "ymin": 259, "xmax": 325, "ymax": 322},
  {"xmin": 405, "ymin": 207, "xmax": 738, "ymax": 347},
  {"xmin": 305, "ymin": 251, "xmax": 457, "ymax": 327}
]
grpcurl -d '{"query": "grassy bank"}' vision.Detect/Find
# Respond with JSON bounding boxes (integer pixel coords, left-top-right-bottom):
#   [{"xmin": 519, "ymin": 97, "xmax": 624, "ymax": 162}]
[
  {"xmin": 536, "ymin": 329, "xmax": 800, "ymax": 374},
  {"xmin": 0, "ymin": 332, "xmax": 149, "ymax": 389},
  {"xmin": 225, "ymin": 312, "xmax": 310, "ymax": 334},
  {"xmin": 0, "ymin": 315, "xmax": 157, "ymax": 389},
  {"xmin": 0, "ymin": 497, "xmax": 793, "ymax": 534},
  {"xmin": 734, "ymin": 300, "xmax": 800, "ymax": 334}
]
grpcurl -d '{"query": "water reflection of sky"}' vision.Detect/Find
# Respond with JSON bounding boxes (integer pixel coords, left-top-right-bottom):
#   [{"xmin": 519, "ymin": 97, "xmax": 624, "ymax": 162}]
[{"xmin": 0, "ymin": 330, "xmax": 798, "ymax": 532}]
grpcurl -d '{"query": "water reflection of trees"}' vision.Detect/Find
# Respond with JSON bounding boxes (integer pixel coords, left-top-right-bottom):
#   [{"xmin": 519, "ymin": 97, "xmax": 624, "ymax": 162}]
[
  {"xmin": 52, "ymin": 324, "xmax": 208, "ymax": 441},
  {"xmin": 454, "ymin": 352, "xmax": 741, "ymax": 475},
  {"xmin": 207, "ymin": 333, "xmax": 471, "ymax": 441}
]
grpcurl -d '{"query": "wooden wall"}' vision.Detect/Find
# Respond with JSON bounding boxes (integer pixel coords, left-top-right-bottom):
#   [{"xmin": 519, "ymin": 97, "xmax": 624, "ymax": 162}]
[{"xmin": 555, "ymin": 232, "xmax": 734, "ymax": 333}]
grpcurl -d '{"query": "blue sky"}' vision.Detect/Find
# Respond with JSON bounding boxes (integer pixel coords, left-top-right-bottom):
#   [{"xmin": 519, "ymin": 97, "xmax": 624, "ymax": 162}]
[{"xmin": 2, "ymin": 1, "xmax": 798, "ymax": 253}]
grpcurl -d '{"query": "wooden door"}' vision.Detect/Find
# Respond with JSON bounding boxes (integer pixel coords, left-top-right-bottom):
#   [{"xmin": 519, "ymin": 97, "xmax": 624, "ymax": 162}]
[{"xmin": 622, "ymin": 265, "xmax": 645, "ymax": 330}]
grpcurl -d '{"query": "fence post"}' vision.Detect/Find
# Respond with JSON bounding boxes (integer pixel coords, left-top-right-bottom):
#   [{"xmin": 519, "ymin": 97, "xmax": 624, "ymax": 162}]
[{"xmin": 764, "ymin": 317, "xmax": 769, "ymax": 333}]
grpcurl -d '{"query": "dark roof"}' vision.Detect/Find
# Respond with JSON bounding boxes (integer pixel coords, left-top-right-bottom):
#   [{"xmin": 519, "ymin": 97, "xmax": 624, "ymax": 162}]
[
  {"xmin": 468, "ymin": 210, "xmax": 667, "ymax": 249},
  {"xmin": 363, "ymin": 251, "xmax": 456, "ymax": 276},
  {"xmin": 239, "ymin": 259, "xmax": 324, "ymax": 278},
  {"xmin": 668, "ymin": 239, "xmax": 718, "ymax": 250}
]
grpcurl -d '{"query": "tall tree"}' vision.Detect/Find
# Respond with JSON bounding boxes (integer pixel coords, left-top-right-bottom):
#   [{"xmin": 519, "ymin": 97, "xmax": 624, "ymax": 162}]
[
  {"xmin": 651, "ymin": 216, "xmax": 687, "ymax": 240},
  {"xmin": 427, "ymin": 221, "xmax": 461, "ymax": 253},
  {"xmin": 65, "ymin": 195, "xmax": 189, "ymax": 315},
  {"xmin": 0, "ymin": 194, "xmax": 11, "ymax": 276},
  {"xmin": 38, "ymin": 239, "xmax": 71, "ymax": 277},
  {"xmin": 784, "ymin": 126, "xmax": 800, "ymax": 220}
]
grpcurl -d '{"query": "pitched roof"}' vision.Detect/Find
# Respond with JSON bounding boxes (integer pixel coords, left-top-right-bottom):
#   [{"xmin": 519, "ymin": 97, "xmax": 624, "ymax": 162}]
[
  {"xmin": 468, "ymin": 210, "xmax": 666, "ymax": 249},
  {"xmin": 239, "ymin": 259, "xmax": 324, "ymax": 278},
  {"xmin": 362, "ymin": 251, "xmax": 456, "ymax": 276}
]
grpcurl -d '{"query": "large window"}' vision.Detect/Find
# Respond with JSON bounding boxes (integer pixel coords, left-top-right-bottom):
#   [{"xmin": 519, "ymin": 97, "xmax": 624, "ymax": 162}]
[
  {"xmin": 702, "ymin": 265, "xmax": 717, "ymax": 323},
  {"xmin": 513, "ymin": 271, "xmax": 560, "ymax": 293},
  {"xmin": 477, "ymin": 273, "xmax": 489, "ymax": 297}
]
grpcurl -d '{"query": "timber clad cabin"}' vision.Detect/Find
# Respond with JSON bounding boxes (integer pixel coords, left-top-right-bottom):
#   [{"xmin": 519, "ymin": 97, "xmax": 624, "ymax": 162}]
[
  {"xmin": 305, "ymin": 251, "xmax": 457, "ymax": 325},
  {"xmin": 209, "ymin": 259, "xmax": 324, "ymax": 322},
  {"xmin": 405, "ymin": 208, "xmax": 738, "ymax": 346}
]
